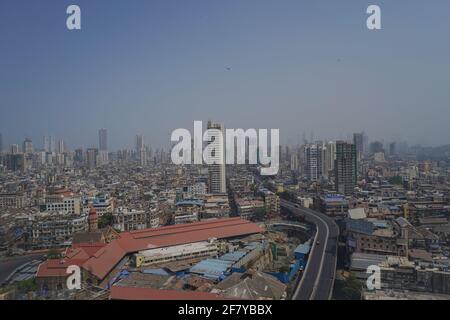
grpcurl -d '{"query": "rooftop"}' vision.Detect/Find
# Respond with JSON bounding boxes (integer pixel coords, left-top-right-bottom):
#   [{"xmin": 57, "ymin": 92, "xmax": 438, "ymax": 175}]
[{"xmin": 83, "ymin": 217, "xmax": 264, "ymax": 280}]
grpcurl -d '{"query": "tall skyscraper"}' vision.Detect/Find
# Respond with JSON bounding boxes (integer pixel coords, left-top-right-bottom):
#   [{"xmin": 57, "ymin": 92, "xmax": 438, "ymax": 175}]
[
  {"xmin": 98, "ymin": 129, "xmax": 108, "ymax": 162},
  {"xmin": 0, "ymin": 133, "xmax": 3, "ymax": 153},
  {"xmin": 290, "ymin": 153, "xmax": 299, "ymax": 172},
  {"xmin": 99, "ymin": 129, "xmax": 108, "ymax": 151},
  {"xmin": 335, "ymin": 141, "xmax": 357, "ymax": 195},
  {"xmin": 370, "ymin": 141, "xmax": 384, "ymax": 154},
  {"xmin": 57, "ymin": 140, "xmax": 65, "ymax": 154},
  {"xmin": 50, "ymin": 136, "xmax": 56, "ymax": 153},
  {"xmin": 135, "ymin": 134, "xmax": 144, "ymax": 153},
  {"xmin": 140, "ymin": 147, "xmax": 147, "ymax": 166},
  {"xmin": 9, "ymin": 144, "xmax": 20, "ymax": 155},
  {"xmin": 86, "ymin": 148, "xmax": 99, "ymax": 169},
  {"xmin": 304, "ymin": 143, "xmax": 324, "ymax": 181},
  {"xmin": 285, "ymin": 146, "xmax": 290, "ymax": 164},
  {"xmin": 206, "ymin": 121, "xmax": 226, "ymax": 194},
  {"xmin": 389, "ymin": 142, "xmax": 397, "ymax": 156},
  {"xmin": 5, "ymin": 153, "xmax": 24, "ymax": 171},
  {"xmin": 74, "ymin": 148, "xmax": 84, "ymax": 164},
  {"xmin": 23, "ymin": 138, "xmax": 33, "ymax": 154},
  {"xmin": 22, "ymin": 139, "xmax": 33, "ymax": 171},
  {"xmin": 43, "ymin": 136, "xmax": 50, "ymax": 153},
  {"xmin": 353, "ymin": 132, "xmax": 364, "ymax": 160},
  {"xmin": 43, "ymin": 136, "xmax": 56, "ymax": 153},
  {"xmin": 135, "ymin": 134, "xmax": 145, "ymax": 163},
  {"xmin": 362, "ymin": 133, "xmax": 369, "ymax": 155},
  {"xmin": 325, "ymin": 141, "xmax": 336, "ymax": 175}
]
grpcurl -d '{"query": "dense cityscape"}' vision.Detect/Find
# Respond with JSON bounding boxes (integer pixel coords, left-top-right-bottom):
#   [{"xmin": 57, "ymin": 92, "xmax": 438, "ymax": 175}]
[
  {"xmin": 2, "ymin": 0, "xmax": 450, "ymax": 309},
  {"xmin": 1, "ymin": 128, "xmax": 450, "ymax": 300}
]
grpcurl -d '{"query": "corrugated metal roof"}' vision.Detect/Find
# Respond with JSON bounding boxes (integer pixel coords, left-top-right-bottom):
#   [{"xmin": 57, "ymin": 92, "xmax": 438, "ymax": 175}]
[
  {"xmin": 220, "ymin": 251, "xmax": 247, "ymax": 262},
  {"xmin": 83, "ymin": 218, "xmax": 264, "ymax": 280},
  {"xmin": 190, "ymin": 259, "xmax": 232, "ymax": 276},
  {"xmin": 294, "ymin": 244, "xmax": 311, "ymax": 255},
  {"xmin": 350, "ymin": 253, "xmax": 387, "ymax": 271}
]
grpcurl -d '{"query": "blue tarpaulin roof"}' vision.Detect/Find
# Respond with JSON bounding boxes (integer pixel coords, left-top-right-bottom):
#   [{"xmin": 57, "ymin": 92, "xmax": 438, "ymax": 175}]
[
  {"xmin": 176, "ymin": 199, "xmax": 204, "ymax": 206},
  {"xmin": 190, "ymin": 259, "xmax": 232, "ymax": 278},
  {"xmin": 294, "ymin": 244, "xmax": 310, "ymax": 255},
  {"xmin": 219, "ymin": 251, "xmax": 247, "ymax": 262}
]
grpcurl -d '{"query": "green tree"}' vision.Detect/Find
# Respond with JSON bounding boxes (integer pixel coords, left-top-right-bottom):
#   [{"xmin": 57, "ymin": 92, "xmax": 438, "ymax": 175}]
[
  {"xmin": 46, "ymin": 248, "xmax": 61, "ymax": 259},
  {"xmin": 16, "ymin": 278, "xmax": 37, "ymax": 293},
  {"xmin": 253, "ymin": 207, "xmax": 267, "ymax": 221},
  {"xmin": 334, "ymin": 273, "xmax": 363, "ymax": 300},
  {"xmin": 98, "ymin": 212, "xmax": 114, "ymax": 228}
]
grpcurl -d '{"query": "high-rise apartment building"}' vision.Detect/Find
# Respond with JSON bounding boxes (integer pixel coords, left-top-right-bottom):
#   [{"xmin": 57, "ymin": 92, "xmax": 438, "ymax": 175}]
[
  {"xmin": 140, "ymin": 148, "xmax": 147, "ymax": 166},
  {"xmin": 23, "ymin": 138, "xmax": 33, "ymax": 154},
  {"xmin": 86, "ymin": 148, "xmax": 99, "ymax": 169},
  {"xmin": 304, "ymin": 143, "xmax": 324, "ymax": 181},
  {"xmin": 370, "ymin": 141, "xmax": 384, "ymax": 154},
  {"xmin": 5, "ymin": 154, "xmax": 24, "ymax": 171},
  {"xmin": 22, "ymin": 139, "xmax": 33, "ymax": 171},
  {"xmin": 43, "ymin": 136, "xmax": 56, "ymax": 153},
  {"xmin": 335, "ymin": 141, "xmax": 357, "ymax": 195},
  {"xmin": 325, "ymin": 141, "xmax": 336, "ymax": 175},
  {"xmin": 99, "ymin": 129, "xmax": 108, "ymax": 151},
  {"xmin": 135, "ymin": 134, "xmax": 144, "ymax": 153},
  {"xmin": 353, "ymin": 132, "xmax": 364, "ymax": 160},
  {"xmin": 43, "ymin": 136, "xmax": 50, "ymax": 153},
  {"xmin": 9, "ymin": 144, "xmax": 20, "ymax": 154},
  {"xmin": 135, "ymin": 134, "xmax": 146, "ymax": 165},
  {"xmin": 389, "ymin": 142, "xmax": 397, "ymax": 156},
  {"xmin": 290, "ymin": 153, "xmax": 299, "ymax": 172},
  {"xmin": 74, "ymin": 148, "xmax": 84, "ymax": 164},
  {"xmin": 57, "ymin": 140, "xmax": 65, "ymax": 154},
  {"xmin": 98, "ymin": 129, "xmax": 108, "ymax": 162},
  {"xmin": 362, "ymin": 133, "xmax": 369, "ymax": 155},
  {"xmin": 206, "ymin": 121, "xmax": 226, "ymax": 194}
]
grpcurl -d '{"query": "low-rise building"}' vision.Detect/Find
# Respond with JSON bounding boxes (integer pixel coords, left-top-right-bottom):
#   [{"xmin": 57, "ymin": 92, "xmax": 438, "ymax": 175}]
[
  {"xmin": 201, "ymin": 194, "xmax": 230, "ymax": 219},
  {"xmin": 261, "ymin": 190, "xmax": 280, "ymax": 219},
  {"xmin": 28, "ymin": 211, "xmax": 88, "ymax": 249},
  {"xmin": 236, "ymin": 198, "xmax": 265, "ymax": 220},
  {"xmin": 0, "ymin": 193, "xmax": 27, "ymax": 209},
  {"xmin": 90, "ymin": 194, "xmax": 114, "ymax": 216},
  {"xmin": 134, "ymin": 240, "xmax": 219, "ymax": 267},
  {"xmin": 314, "ymin": 194, "xmax": 349, "ymax": 216},
  {"xmin": 113, "ymin": 207, "xmax": 158, "ymax": 232},
  {"xmin": 41, "ymin": 190, "xmax": 81, "ymax": 215}
]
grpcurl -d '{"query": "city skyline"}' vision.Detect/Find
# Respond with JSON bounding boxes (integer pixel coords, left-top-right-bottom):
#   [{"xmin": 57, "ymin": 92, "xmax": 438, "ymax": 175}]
[
  {"xmin": 0, "ymin": 129, "xmax": 442, "ymax": 154},
  {"xmin": 1, "ymin": 0, "xmax": 450, "ymax": 149},
  {"xmin": 0, "ymin": 129, "xmax": 447, "ymax": 154},
  {"xmin": 3, "ymin": 0, "xmax": 450, "ymax": 305}
]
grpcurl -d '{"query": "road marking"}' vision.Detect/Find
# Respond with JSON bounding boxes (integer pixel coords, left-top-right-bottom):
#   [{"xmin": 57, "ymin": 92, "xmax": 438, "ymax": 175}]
[
  {"xmin": 292, "ymin": 211, "xmax": 319, "ymax": 299},
  {"xmin": 281, "ymin": 201, "xmax": 334, "ymax": 300},
  {"xmin": 309, "ymin": 209, "xmax": 330, "ymax": 300},
  {"xmin": 328, "ymin": 224, "xmax": 339, "ymax": 300}
]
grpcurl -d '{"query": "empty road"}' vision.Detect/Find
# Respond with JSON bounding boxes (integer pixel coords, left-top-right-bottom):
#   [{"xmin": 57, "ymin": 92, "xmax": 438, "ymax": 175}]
[{"xmin": 281, "ymin": 200, "xmax": 339, "ymax": 300}]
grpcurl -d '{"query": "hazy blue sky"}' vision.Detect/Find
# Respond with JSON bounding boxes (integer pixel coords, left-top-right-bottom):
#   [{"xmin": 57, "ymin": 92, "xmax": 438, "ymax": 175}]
[{"xmin": 1, "ymin": 0, "xmax": 449, "ymax": 150}]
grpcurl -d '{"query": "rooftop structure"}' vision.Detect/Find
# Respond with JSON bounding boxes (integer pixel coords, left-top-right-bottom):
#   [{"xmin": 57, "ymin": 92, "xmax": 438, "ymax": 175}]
[{"xmin": 82, "ymin": 217, "xmax": 264, "ymax": 281}]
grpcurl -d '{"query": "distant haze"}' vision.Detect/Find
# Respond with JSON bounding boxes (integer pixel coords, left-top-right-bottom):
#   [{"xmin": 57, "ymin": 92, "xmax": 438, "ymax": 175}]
[{"xmin": 1, "ymin": 0, "xmax": 449, "ymax": 150}]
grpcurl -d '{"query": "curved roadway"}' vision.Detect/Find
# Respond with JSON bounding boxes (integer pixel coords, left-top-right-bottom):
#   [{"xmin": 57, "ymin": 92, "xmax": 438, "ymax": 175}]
[
  {"xmin": 281, "ymin": 199, "xmax": 339, "ymax": 300},
  {"xmin": 0, "ymin": 254, "xmax": 44, "ymax": 286}
]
